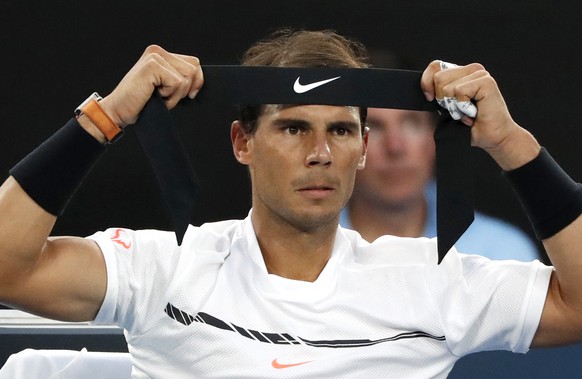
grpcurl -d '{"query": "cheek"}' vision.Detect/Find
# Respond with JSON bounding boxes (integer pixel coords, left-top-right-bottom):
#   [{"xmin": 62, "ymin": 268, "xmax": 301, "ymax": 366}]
[
  {"xmin": 410, "ymin": 136, "xmax": 435, "ymax": 160},
  {"xmin": 359, "ymin": 140, "xmax": 383, "ymax": 168},
  {"xmin": 251, "ymin": 142, "xmax": 296, "ymax": 181},
  {"xmin": 344, "ymin": 146, "xmax": 370, "ymax": 182},
  {"xmin": 421, "ymin": 139, "xmax": 436, "ymax": 163},
  {"xmin": 412, "ymin": 140, "xmax": 436, "ymax": 176}
]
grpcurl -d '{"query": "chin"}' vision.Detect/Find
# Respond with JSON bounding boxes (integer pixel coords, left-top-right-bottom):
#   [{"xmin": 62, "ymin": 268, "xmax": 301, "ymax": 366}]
[{"xmin": 287, "ymin": 209, "xmax": 339, "ymax": 231}]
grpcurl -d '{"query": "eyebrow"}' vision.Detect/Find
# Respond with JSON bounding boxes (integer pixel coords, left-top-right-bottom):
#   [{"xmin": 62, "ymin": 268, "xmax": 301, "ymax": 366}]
[
  {"xmin": 271, "ymin": 118, "xmax": 311, "ymax": 128},
  {"xmin": 271, "ymin": 118, "xmax": 361, "ymax": 131}
]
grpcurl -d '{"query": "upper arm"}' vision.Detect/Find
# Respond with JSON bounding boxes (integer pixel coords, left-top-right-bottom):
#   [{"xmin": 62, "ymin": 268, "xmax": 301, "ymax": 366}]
[
  {"xmin": 532, "ymin": 271, "xmax": 582, "ymax": 347},
  {"xmin": 2, "ymin": 236, "xmax": 107, "ymax": 322},
  {"xmin": 532, "ymin": 215, "xmax": 582, "ymax": 348}
]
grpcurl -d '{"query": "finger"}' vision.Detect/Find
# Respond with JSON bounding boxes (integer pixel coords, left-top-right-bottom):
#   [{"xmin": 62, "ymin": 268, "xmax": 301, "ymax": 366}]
[
  {"xmin": 461, "ymin": 114, "xmax": 474, "ymax": 127},
  {"xmin": 433, "ymin": 63, "xmax": 485, "ymax": 101},
  {"xmin": 141, "ymin": 53, "xmax": 195, "ymax": 108},
  {"xmin": 420, "ymin": 60, "xmax": 464, "ymax": 101},
  {"xmin": 156, "ymin": 70, "xmax": 191, "ymax": 109},
  {"xmin": 143, "ymin": 46, "xmax": 203, "ymax": 99},
  {"xmin": 454, "ymin": 73, "xmax": 505, "ymax": 119},
  {"xmin": 434, "ymin": 61, "xmax": 458, "ymax": 105},
  {"xmin": 140, "ymin": 58, "xmax": 189, "ymax": 109},
  {"xmin": 439, "ymin": 69, "xmax": 489, "ymax": 118},
  {"xmin": 426, "ymin": 60, "xmax": 477, "ymax": 119},
  {"xmin": 172, "ymin": 54, "xmax": 203, "ymax": 98},
  {"xmin": 436, "ymin": 68, "xmax": 488, "ymax": 120},
  {"xmin": 420, "ymin": 60, "xmax": 444, "ymax": 101},
  {"xmin": 190, "ymin": 63, "xmax": 204, "ymax": 99},
  {"xmin": 175, "ymin": 54, "xmax": 204, "ymax": 98},
  {"xmin": 141, "ymin": 45, "xmax": 195, "ymax": 77}
]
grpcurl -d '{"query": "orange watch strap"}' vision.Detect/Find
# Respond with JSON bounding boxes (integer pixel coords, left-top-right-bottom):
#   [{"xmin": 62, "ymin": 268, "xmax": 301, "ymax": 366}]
[{"xmin": 82, "ymin": 99, "xmax": 122, "ymax": 142}]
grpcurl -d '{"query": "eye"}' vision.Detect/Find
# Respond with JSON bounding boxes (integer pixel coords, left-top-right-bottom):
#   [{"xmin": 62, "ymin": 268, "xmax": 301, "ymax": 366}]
[
  {"xmin": 335, "ymin": 127, "xmax": 348, "ymax": 136},
  {"xmin": 364, "ymin": 121, "xmax": 385, "ymax": 136},
  {"xmin": 401, "ymin": 118, "xmax": 432, "ymax": 136},
  {"xmin": 283, "ymin": 123, "xmax": 308, "ymax": 135},
  {"xmin": 286, "ymin": 126, "xmax": 300, "ymax": 135},
  {"xmin": 331, "ymin": 125, "xmax": 354, "ymax": 136}
]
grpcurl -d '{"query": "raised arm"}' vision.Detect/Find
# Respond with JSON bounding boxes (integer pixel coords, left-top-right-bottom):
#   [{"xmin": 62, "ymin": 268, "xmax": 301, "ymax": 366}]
[
  {"xmin": 421, "ymin": 61, "xmax": 582, "ymax": 347},
  {"xmin": 0, "ymin": 45, "xmax": 203, "ymax": 322}
]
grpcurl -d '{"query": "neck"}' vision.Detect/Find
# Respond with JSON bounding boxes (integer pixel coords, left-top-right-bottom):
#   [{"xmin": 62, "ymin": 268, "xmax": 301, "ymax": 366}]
[
  {"xmin": 251, "ymin": 208, "xmax": 338, "ymax": 283},
  {"xmin": 348, "ymin": 194, "xmax": 427, "ymax": 241}
]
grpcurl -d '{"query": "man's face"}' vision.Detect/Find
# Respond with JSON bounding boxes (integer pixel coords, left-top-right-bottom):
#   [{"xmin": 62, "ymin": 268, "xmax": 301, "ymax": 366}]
[
  {"xmin": 353, "ymin": 108, "xmax": 435, "ymax": 209},
  {"xmin": 240, "ymin": 104, "xmax": 367, "ymax": 230}
]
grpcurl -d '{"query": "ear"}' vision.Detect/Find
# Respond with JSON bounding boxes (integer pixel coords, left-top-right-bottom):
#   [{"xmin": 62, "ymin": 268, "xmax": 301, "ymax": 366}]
[
  {"xmin": 231, "ymin": 120, "xmax": 252, "ymax": 165},
  {"xmin": 357, "ymin": 126, "xmax": 369, "ymax": 170}
]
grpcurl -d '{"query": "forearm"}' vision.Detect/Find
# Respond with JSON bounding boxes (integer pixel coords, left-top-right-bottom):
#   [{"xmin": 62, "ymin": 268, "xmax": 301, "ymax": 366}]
[
  {"xmin": 0, "ymin": 118, "xmax": 106, "ymax": 290},
  {"xmin": 0, "ymin": 90, "xmax": 135, "ymax": 284},
  {"xmin": 0, "ymin": 119, "xmax": 108, "ymax": 317},
  {"xmin": 484, "ymin": 123, "xmax": 541, "ymax": 171},
  {"xmin": 486, "ymin": 123, "xmax": 582, "ymax": 271},
  {"xmin": 486, "ymin": 125, "xmax": 582, "ymax": 266}
]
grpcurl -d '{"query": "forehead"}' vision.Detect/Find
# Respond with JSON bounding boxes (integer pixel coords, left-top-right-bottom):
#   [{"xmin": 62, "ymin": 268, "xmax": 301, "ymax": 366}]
[
  {"xmin": 261, "ymin": 104, "xmax": 361, "ymax": 121},
  {"xmin": 367, "ymin": 108, "xmax": 435, "ymax": 124}
]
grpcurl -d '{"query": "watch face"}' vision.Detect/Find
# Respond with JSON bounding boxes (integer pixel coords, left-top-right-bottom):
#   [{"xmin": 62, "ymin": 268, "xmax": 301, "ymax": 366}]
[{"xmin": 75, "ymin": 92, "xmax": 102, "ymax": 116}]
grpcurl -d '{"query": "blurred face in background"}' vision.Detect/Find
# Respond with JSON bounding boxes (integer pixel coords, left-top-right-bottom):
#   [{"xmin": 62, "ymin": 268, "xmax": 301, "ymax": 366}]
[{"xmin": 352, "ymin": 108, "xmax": 435, "ymax": 210}]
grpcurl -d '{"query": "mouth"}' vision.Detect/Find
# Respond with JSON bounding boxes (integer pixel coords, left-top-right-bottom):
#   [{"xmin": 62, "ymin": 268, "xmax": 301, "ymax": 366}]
[
  {"xmin": 297, "ymin": 185, "xmax": 335, "ymax": 199},
  {"xmin": 377, "ymin": 167, "xmax": 416, "ymax": 179}
]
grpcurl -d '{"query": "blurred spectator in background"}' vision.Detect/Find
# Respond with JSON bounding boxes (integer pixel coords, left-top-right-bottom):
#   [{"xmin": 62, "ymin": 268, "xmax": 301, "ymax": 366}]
[{"xmin": 340, "ymin": 49, "xmax": 541, "ymax": 262}]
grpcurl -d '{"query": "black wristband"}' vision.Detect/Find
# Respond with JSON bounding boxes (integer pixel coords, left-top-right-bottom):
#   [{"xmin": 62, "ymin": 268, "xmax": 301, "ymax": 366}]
[
  {"xmin": 503, "ymin": 148, "xmax": 582, "ymax": 240},
  {"xmin": 9, "ymin": 118, "xmax": 106, "ymax": 216}
]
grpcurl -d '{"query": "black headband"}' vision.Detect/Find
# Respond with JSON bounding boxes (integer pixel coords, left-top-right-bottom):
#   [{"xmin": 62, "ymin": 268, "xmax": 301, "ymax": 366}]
[{"xmin": 133, "ymin": 66, "xmax": 474, "ymax": 264}]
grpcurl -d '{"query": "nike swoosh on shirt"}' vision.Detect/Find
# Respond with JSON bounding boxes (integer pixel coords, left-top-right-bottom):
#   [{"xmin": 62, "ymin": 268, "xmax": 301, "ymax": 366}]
[
  {"xmin": 293, "ymin": 76, "xmax": 341, "ymax": 93},
  {"xmin": 271, "ymin": 358, "xmax": 313, "ymax": 369}
]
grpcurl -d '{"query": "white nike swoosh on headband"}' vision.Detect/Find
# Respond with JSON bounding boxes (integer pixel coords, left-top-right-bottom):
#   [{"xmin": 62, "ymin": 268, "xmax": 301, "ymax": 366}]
[{"xmin": 293, "ymin": 76, "xmax": 341, "ymax": 94}]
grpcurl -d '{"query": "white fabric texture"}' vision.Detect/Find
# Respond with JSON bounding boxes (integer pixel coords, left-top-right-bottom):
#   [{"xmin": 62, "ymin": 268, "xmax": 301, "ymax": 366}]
[
  {"xmin": 88, "ymin": 212, "xmax": 552, "ymax": 378},
  {"xmin": 0, "ymin": 348, "xmax": 132, "ymax": 379}
]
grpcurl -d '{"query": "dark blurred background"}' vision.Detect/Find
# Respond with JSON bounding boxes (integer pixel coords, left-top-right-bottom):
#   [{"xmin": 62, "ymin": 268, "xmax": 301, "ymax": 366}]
[{"xmin": 1, "ymin": 0, "xmax": 581, "ymax": 376}]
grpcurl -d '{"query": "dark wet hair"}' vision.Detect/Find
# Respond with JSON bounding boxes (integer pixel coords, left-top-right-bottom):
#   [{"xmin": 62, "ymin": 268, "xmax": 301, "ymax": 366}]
[{"xmin": 239, "ymin": 29, "xmax": 369, "ymax": 134}]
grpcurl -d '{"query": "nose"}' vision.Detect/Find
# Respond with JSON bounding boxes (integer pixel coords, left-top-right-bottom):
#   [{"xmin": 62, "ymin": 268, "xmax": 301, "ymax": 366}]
[
  {"xmin": 379, "ymin": 126, "xmax": 406, "ymax": 155},
  {"xmin": 305, "ymin": 134, "xmax": 332, "ymax": 167}
]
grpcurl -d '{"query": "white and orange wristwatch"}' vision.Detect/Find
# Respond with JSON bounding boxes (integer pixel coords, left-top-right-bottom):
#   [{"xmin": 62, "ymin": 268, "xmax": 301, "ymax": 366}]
[{"xmin": 75, "ymin": 92, "xmax": 123, "ymax": 143}]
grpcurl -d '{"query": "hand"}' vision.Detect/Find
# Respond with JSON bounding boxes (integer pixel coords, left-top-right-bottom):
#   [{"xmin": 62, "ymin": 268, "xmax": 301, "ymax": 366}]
[
  {"xmin": 420, "ymin": 60, "xmax": 540, "ymax": 169},
  {"xmin": 421, "ymin": 60, "xmax": 518, "ymax": 149},
  {"xmin": 100, "ymin": 45, "xmax": 204, "ymax": 127}
]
